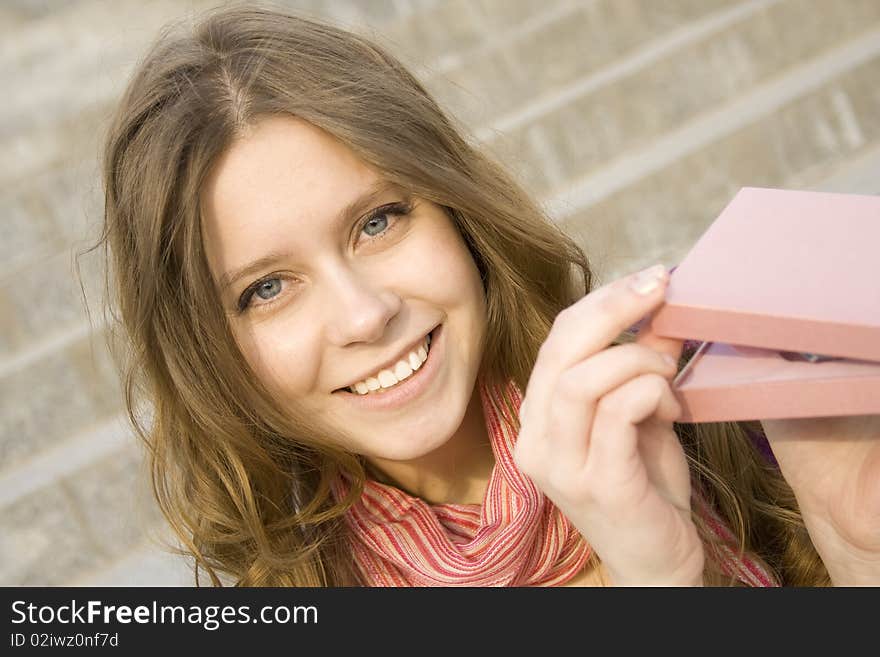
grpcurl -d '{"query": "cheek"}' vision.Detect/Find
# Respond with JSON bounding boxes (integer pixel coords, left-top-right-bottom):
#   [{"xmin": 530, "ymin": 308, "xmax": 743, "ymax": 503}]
[
  {"xmin": 236, "ymin": 326, "xmax": 319, "ymax": 398},
  {"xmin": 409, "ymin": 221, "xmax": 485, "ymax": 308}
]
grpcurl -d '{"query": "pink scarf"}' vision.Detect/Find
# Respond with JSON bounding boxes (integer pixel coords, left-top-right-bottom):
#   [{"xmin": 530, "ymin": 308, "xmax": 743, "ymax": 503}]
[{"xmin": 331, "ymin": 377, "xmax": 778, "ymax": 587}]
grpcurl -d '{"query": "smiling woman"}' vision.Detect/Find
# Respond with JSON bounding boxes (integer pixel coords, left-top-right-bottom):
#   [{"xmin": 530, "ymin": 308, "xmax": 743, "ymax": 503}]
[
  {"xmin": 88, "ymin": 4, "xmax": 833, "ymax": 586},
  {"xmin": 200, "ymin": 114, "xmax": 490, "ymax": 475}
]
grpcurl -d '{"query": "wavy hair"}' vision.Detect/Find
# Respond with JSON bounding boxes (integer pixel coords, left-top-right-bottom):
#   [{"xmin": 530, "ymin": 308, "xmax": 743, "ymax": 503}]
[{"xmin": 85, "ymin": 3, "xmax": 830, "ymax": 586}]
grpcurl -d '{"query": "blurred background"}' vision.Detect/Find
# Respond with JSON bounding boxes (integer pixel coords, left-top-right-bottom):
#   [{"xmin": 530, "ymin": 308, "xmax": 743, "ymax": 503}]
[{"xmin": 2, "ymin": 0, "xmax": 879, "ymax": 585}]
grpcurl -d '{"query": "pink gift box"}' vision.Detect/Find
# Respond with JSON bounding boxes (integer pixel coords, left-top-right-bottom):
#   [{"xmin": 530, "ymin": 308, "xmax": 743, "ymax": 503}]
[{"xmin": 650, "ymin": 186, "xmax": 880, "ymax": 423}]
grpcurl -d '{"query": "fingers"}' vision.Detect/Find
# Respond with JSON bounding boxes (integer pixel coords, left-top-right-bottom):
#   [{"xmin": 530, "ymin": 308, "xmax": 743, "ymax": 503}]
[
  {"xmin": 542, "ymin": 264, "xmax": 670, "ymax": 367},
  {"xmin": 637, "ymin": 417, "xmax": 693, "ymax": 512},
  {"xmin": 546, "ymin": 344, "xmax": 678, "ymax": 465},
  {"xmin": 587, "ymin": 373, "xmax": 683, "ymax": 481},
  {"xmin": 571, "ymin": 343, "xmax": 679, "ymax": 391},
  {"xmin": 525, "ymin": 264, "xmax": 671, "ymax": 419},
  {"xmin": 634, "ymin": 312, "xmax": 684, "ymax": 373}
]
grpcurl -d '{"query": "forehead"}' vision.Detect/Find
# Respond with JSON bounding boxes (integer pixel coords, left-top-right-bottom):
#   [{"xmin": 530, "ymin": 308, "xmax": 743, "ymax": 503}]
[
  {"xmin": 201, "ymin": 115, "xmax": 376, "ymax": 226},
  {"xmin": 199, "ymin": 116, "xmax": 380, "ymax": 272}
]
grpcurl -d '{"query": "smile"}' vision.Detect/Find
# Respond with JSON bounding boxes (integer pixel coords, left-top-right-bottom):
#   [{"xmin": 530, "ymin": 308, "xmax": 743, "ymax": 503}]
[
  {"xmin": 346, "ymin": 331, "xmax": 432, "ymax": 395},
  {"xmin": 333, "ymin": 324, "xmax": 444, "ymax": 410}
]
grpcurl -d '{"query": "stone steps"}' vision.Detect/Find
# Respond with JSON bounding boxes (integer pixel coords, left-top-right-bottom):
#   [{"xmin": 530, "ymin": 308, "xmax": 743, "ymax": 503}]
[
  {"xmin": 0, "ymin": 326, "xmax": 121, "ymax": 471},
  {"xmin": 475, "ymin": 0, "xmax": 880, "ymax": 198},
  {"xmin": 547, "ymin": 28, "xmax": 880, "ymax": 219},
  {"xmin": 419, "ymin": 0, "xmax": 748, "ymax": 131},
  {"xmin": 0, "ymin": 422, "xmax": 162, "ymax": 585},
  {"xmin": 560, "ymin": 49, "xmax": 880, "ymax": 282}
]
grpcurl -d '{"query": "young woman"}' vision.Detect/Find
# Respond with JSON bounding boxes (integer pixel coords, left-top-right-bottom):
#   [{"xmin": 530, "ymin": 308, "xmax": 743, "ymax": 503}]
[{"xmin": 90, "ymin": 5, "xmax": 879, "ymax": 586}]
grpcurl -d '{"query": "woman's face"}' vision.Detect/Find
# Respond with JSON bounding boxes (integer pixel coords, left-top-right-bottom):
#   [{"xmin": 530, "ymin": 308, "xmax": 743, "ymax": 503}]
[{"xmin": 200, "ymin": 115, "xmax": 488, "ymax": 462}]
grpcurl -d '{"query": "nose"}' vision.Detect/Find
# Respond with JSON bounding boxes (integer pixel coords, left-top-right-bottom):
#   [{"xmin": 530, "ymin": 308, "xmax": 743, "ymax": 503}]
[{"xmin": 323, "ymin": 263, "xmax": 402, "ymax": 346}]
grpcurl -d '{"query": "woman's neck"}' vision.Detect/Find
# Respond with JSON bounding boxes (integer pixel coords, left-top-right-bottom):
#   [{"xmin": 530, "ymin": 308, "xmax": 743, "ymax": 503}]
[{"xmin": 364, "ymin": 383, "xmax": 495, "ymax": 505}]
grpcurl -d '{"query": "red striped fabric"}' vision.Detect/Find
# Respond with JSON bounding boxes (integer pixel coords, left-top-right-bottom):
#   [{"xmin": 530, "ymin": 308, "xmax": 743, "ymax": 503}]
[
  {"xmin": 694, "ymin": 492, "xmax": 780, "ymax": 586},
  {"xmin": 331, "ymin": 377, "xmax": 779, "ymax": 587}
]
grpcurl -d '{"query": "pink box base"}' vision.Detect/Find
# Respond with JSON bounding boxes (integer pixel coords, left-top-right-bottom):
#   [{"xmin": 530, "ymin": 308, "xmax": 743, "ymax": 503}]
[{"xmin": 673, "ymin": 341, "xmax": 880, "ymax": 423}]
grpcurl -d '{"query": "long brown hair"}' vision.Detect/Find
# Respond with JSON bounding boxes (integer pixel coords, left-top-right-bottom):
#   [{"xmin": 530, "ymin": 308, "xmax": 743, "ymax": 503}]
[{"xmin": 86, "ymin": 3, "xmax": 829, "ymax": 586}]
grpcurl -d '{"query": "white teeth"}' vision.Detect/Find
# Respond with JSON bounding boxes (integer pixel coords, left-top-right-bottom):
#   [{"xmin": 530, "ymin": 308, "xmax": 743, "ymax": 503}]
[
  {"xmin": 377, "ymin": 370, "xmax": 398, "ymax": 387},
  {"xmin": 347, "ymin": 333, "xmax": 432, "ymax": 395},
  {"xmin": 393, "ymin": 360, "xmax": 413, "ymax": 381}
]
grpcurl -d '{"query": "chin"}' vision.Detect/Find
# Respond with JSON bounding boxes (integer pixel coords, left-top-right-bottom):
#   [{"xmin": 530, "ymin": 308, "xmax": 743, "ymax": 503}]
[{"xmin": 389, "ymin": 436, "xmax": 453, "ymax": 462}]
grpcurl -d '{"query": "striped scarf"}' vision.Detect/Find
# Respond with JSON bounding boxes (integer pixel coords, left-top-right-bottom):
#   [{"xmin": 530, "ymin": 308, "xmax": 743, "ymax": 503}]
[{"xmin": 331, "ymin": 377, "xmax": 779, "ymax": 587}]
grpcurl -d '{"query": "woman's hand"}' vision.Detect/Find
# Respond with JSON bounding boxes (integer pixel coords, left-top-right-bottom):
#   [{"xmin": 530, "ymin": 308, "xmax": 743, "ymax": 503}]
[
  {"xmin": 761, "ymin": 415, "xmax": 880, "ymax": 585},
  {"xmin": 515, "ymin": 265, "xmax": 704, "ymax": 586}
]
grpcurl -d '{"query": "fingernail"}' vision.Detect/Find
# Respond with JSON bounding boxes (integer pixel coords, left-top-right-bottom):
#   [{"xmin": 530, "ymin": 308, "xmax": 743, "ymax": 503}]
[
  {"xmin": 630, "ymin": 264, "xmax": 668, "ymax": 295},
  {"xmin": 662, "ymin": 353, "xmax": 677, "ymax": 368}
]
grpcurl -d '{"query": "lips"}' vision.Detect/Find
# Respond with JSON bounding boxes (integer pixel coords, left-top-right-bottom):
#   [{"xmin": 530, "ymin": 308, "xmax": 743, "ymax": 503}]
[{"xmin": 333, "ymin": 325, "xmax": 440, "ymax": 393}]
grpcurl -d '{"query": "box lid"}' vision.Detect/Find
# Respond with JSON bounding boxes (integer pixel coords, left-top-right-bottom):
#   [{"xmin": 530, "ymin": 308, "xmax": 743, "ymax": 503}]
[{"xmin": 652, "ymin": 187, "xmax": 880, "ymax": 363}]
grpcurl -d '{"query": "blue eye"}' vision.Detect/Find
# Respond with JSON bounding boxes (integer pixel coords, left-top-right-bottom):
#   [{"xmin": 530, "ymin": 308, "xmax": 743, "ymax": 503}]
[
  {"xmin": 358, "ymin": 201, "xmax": 412, "ymax": 241},
  {"xmin": 362, "ymin": 214, "xmax": 388, "ymax": 237},
  {"xmin": 238, "ymin": 276, "xmax": 285, "ymax": 312},
  {"xmin": 254, "ymin": 278, "xmax": 282, "ymax": 301}
]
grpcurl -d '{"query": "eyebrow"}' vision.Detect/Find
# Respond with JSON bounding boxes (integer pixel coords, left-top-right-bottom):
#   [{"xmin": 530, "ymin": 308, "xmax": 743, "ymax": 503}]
[{"xmin": 217, "ymin": 180, "xmax": 401, "ymax": 295}]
